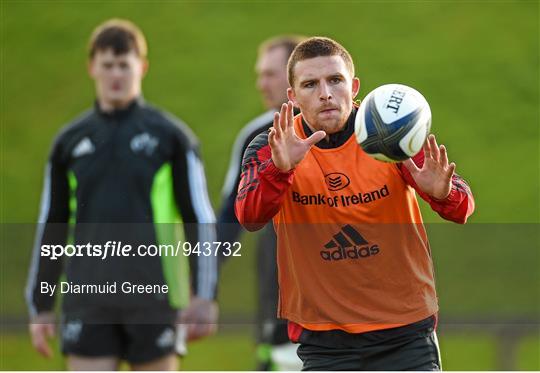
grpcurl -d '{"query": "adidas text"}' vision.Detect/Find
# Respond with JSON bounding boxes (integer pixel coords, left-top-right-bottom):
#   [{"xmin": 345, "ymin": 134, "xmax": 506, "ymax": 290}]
[{"xmin": 320, "ymin": 245, "xmax": 380, "ymax": 261}]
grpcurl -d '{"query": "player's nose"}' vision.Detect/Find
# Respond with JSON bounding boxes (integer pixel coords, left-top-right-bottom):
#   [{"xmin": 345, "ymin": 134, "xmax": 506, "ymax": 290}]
[{"xmin": 319, "ymin": 82, "xmax": 332, "ymax": 101}]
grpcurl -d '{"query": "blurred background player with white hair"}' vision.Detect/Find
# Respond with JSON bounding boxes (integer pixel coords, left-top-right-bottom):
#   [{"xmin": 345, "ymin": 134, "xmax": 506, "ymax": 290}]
[{"xmin": 218, "ymin": 35, "xmax": 306, "ymax": 371}]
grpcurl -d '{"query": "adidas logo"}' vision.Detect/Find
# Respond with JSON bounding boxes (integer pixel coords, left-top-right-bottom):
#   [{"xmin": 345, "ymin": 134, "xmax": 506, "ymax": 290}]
[
  {"xmin": 72, "ymin": 137, "xmax": 95, "ymax": 158},
  {"xmin": 321, "ymin": 224, "xmax": 380, "ymax": 261},
  {"xmin": 156, "ymin": 327, "xmax": 175, "ymax": 349}
]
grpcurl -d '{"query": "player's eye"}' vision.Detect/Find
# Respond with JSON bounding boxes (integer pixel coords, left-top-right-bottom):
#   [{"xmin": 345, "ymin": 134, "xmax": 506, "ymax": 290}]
[
  {"xmin": 330, "ymin": 77, "xmax": 343, "ymax": 84},
  {"xmin": 303, "ymin": 81, "xmax": 315, "ymax": 88},
  {"xmin": 103, "ymin": 62, "xmax": 113, "ymax": 69}
]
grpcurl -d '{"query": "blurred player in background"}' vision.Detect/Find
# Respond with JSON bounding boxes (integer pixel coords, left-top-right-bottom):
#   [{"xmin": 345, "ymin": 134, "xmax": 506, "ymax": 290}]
[
  {"xmin": 235, "ymin": 37, "xmax": 475, "ymax": 370},
  {"xmin": 26, "ymin": 19, "xmax": 218, "ymax": 370},
  {"xmin": 218, "ymin": 35, "xmax": 305, "ymax": 370}
]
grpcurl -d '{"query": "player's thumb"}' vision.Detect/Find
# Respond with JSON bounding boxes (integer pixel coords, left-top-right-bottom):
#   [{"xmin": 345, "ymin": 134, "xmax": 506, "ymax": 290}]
[{"xmin": 305, "ymin": 131, "xmax": 326, "ymax": 147}]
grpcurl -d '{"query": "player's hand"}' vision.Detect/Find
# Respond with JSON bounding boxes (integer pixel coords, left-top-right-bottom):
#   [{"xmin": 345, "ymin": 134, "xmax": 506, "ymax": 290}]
[
  {"xmin": 403, "ymin": 134, "xmax": 455, "ymax": 200},
  {"xmin": 179, "ymin": 296, "xmax": 218, "ymax": 342},
  {"xmin": 29, "ymin": 312, "xmax": 56, "ymax": 358},
  {"xmin": 269, "ymin": 101, "xmax": 326, "ymax": 172}
]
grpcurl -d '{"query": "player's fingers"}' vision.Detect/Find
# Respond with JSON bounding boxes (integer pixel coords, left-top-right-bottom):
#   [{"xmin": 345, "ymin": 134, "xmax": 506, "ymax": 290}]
[
  {"xmin": 195, "ymin": 324, "xmax": 212, "ymax": 339},
  {"xmin": 40, "ymin": 341, "xmax": 53, "ymax": 359},
  {"xmin": 304, "ymin": 130, "xmax": 326, "ymax": 147},
  {"xmin": 185, "ymin": 323, "xmax": 199, "ymax": 341},
  {"xmin": 439, "ymin": 145, "xmax": 449, "ymax": 168},
  {"xmin": 286, "ymin": 101, "xmax": 294, "ymax": 129},
  {"xmin": 273, "ymin": 112, "xmax": 282, "ymax": 138},
  {"xmin": 429, "ymin": 134, "xmax": 440, "ymax": 162},
  {"xmin": 446, "ymin": 162, "xmax": 456, "ymax": 179},
  {"xmin": 41, "ymin": 323, "xmax": 55, "ymax": 340},
  {"xmin": 187, "ymin": 323, "xmax": 209, "ymax": 341},
  {"xmin": 32, "ymin": 327, "xmax": 52, "ymax": 358},
  {"xmin": 268, "ymin": 128, "xmax": 277, "ymax": 146},
  {"xmin": 423, "ymin": 135, "xmax": 432, "ymax": 159},
  {"xmin": 202, "ymin": 323, "xmax": 217, "ymax": 338},
  {"xmin": 279, "ymin": 103, "xmax": 288, "ymax": 132}
]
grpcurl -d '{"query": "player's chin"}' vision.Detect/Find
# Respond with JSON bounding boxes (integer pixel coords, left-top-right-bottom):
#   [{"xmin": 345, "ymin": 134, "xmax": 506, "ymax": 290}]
[
  {"xmin": 107, "ymin": 93, "xmax": 132, "ymax": 106},
  {"xmin": 319, "ymin": 118, "xmax": 345, "ymax": 134},
  {"xmin": 266, "ymin": 99, "xmax": 279, "ymax": 110},
  {"xmin": 105, "ymin": 93, "xmax": 125, "ymax": 102}
]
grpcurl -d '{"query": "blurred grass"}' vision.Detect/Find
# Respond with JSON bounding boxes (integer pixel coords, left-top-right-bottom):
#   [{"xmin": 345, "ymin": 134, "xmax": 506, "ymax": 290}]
[
  {"xmin": 1, "ymin": 330, "xmax": 538, "ymax": 370},
  {"xmin": 1, "ymin": 1, "xmax": 538, "ymax": 224},
  {"xmin": 517, "ymin": 336, "xmax": 540, "ymax": 370},
  {"xmin": 0, "ymin": 330, "xmax": 256, "ymax": 370}
]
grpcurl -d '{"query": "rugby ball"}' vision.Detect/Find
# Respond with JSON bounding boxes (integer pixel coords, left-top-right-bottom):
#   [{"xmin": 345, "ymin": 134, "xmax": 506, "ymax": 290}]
[{"xmin": 354, "ymin": 84, "xmax": 431, "ymax": 162}]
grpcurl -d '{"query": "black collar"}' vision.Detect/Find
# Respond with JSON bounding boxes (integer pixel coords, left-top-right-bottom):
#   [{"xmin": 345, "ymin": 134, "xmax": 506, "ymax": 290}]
[
  {"xmin": 302, "ymin": 107, "xmax": 357, "ymax": 149},
  {"xmin": 95, "ymin": 96, "xmax": 144, "ymax": 120}
]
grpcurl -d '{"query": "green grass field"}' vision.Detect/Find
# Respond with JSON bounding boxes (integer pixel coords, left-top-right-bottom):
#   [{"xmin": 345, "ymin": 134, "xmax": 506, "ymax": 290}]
[
  {"xmin": 2, "ymin": 1, "xmax": 538, "ymax": 223},
  {"xmin": 1, "ymin": 0, "xmax": 538, "ymax": 370},
  {"xmin": 1, "ymin": 330, "xmax": 538, "ymax": 370}
]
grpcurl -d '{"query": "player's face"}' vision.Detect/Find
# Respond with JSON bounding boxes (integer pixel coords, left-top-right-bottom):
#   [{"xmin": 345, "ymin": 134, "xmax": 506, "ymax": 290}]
[
  {"xmin": 256, "ymin": 47, "xmax": 289, "ymax": 110},
  {"xmin": 288, "ymin": 55, "xmax": 359, "ymax": 135},
  {"xmin": 89, "ymin": 49, "xmax": 147, "ymax": 110}
]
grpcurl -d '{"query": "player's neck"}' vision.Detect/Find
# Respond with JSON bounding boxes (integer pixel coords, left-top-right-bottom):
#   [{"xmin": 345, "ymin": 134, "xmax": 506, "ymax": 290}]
[
  {"xmin": 304, "ymin": 119, "xmax": 347, "ymax": 141},
  {"xmin": 97, "ymin": 97, "xmax": 138, "ymax": 113}
]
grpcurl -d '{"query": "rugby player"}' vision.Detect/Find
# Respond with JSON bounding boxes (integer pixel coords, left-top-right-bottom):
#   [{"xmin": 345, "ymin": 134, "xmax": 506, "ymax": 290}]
[
  {"xmin": 235, "ymin": 37, "xmax": 475, "ymax": 370},
  {"xmin": 26, "ymin": 19, "xmax": 218, "ymax": 370},
  {"xmin": 218, "ymin": 35, "xmax": 305, "ymax": 370}
]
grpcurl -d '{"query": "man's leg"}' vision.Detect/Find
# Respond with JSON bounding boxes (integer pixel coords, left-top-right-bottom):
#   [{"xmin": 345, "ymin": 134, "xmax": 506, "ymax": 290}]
[
  {"xmin": 130, "ymin": 353, "xmax": 178, "ymax": 371},
  {"xmin": 67, "ymin": 355, "xmax": 119, "ymax": 371}
]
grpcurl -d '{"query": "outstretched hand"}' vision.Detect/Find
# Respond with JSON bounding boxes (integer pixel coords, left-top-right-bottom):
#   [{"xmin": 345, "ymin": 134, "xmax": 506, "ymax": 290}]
[
  {"xmin": 179, "ymin": 296, "xmax": 218, "ymax": 342},
  {"xmin": 403, "ymin": 134, "xmax": 455, "ymax": 200},
  {"xmin": 29, "ymin": 312, "xmax": 56, "ymax": 358},
  {"xmin": 269, "ymin": 101, "xmax": 326, "ymax": 172}
]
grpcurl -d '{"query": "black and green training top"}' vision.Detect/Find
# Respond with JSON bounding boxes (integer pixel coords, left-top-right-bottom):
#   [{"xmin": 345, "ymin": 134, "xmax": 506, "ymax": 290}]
[{"xmin": 26, "ymin": 98, "xmax": 217, "ymax": 316}]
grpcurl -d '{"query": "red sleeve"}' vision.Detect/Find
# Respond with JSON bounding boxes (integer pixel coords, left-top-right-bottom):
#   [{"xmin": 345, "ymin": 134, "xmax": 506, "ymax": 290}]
[
  {"xmin": 234, "ymin": 132, "xmax": 294, "ymax": 231},
  {"xmin": 398, "ymin": 149, "xmax": 475, "ymax": 224}
]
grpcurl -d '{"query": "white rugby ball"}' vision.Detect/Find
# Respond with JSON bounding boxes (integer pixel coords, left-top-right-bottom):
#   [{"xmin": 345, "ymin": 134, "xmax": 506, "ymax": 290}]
[{"xmin": 354, "ymin": 84, "xmax": 431, "ymax": 162}]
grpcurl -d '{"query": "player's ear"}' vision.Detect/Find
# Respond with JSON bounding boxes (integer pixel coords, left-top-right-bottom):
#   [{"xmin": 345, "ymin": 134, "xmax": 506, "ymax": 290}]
[
  {"xmin": 287, "ymin": 87, "xmax": 299, "ymax": 108},
  {"xmin": 352, "ymin": 77, "xmax": 360, "ymax": 99},
  {"xmin": 87, "ymin": 59, "xmax": 96, "ymax": 79},
  {"xmin": 141, "ymin": 58, "xmax": 149, "ymax": 77}
]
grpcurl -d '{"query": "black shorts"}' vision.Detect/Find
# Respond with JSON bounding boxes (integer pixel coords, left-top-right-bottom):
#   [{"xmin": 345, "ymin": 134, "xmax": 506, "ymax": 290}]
[
  {"xmin": 297, "ymin": 316, "xmax": 441, "ymax": 371},
  {"xmin": 60, "ymin": 307, "xmax": 185, "ymax": 364}
]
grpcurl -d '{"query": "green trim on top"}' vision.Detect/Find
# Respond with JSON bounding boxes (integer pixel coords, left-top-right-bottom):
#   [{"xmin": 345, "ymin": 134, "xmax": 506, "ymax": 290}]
[
  {"xmin": 60, "ymin": 170, "xmax": 78, "ymax": 295},
  {"xmin": 66, "ymin": 170, "xmax": 78, "ymax": 246},
  {"xmin": 67, "ymin": 170, "xmax": 77, "ymax": 226},
  {"xmin": 150, "ymin": 162, "xmax": 190, "ymax": 309}
]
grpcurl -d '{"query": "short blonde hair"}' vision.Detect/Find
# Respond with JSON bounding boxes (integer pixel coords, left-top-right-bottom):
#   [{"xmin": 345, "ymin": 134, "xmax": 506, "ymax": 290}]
[{"xmin": 258, "ymin": 35, "xmax": 307, "ymax": 61}]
